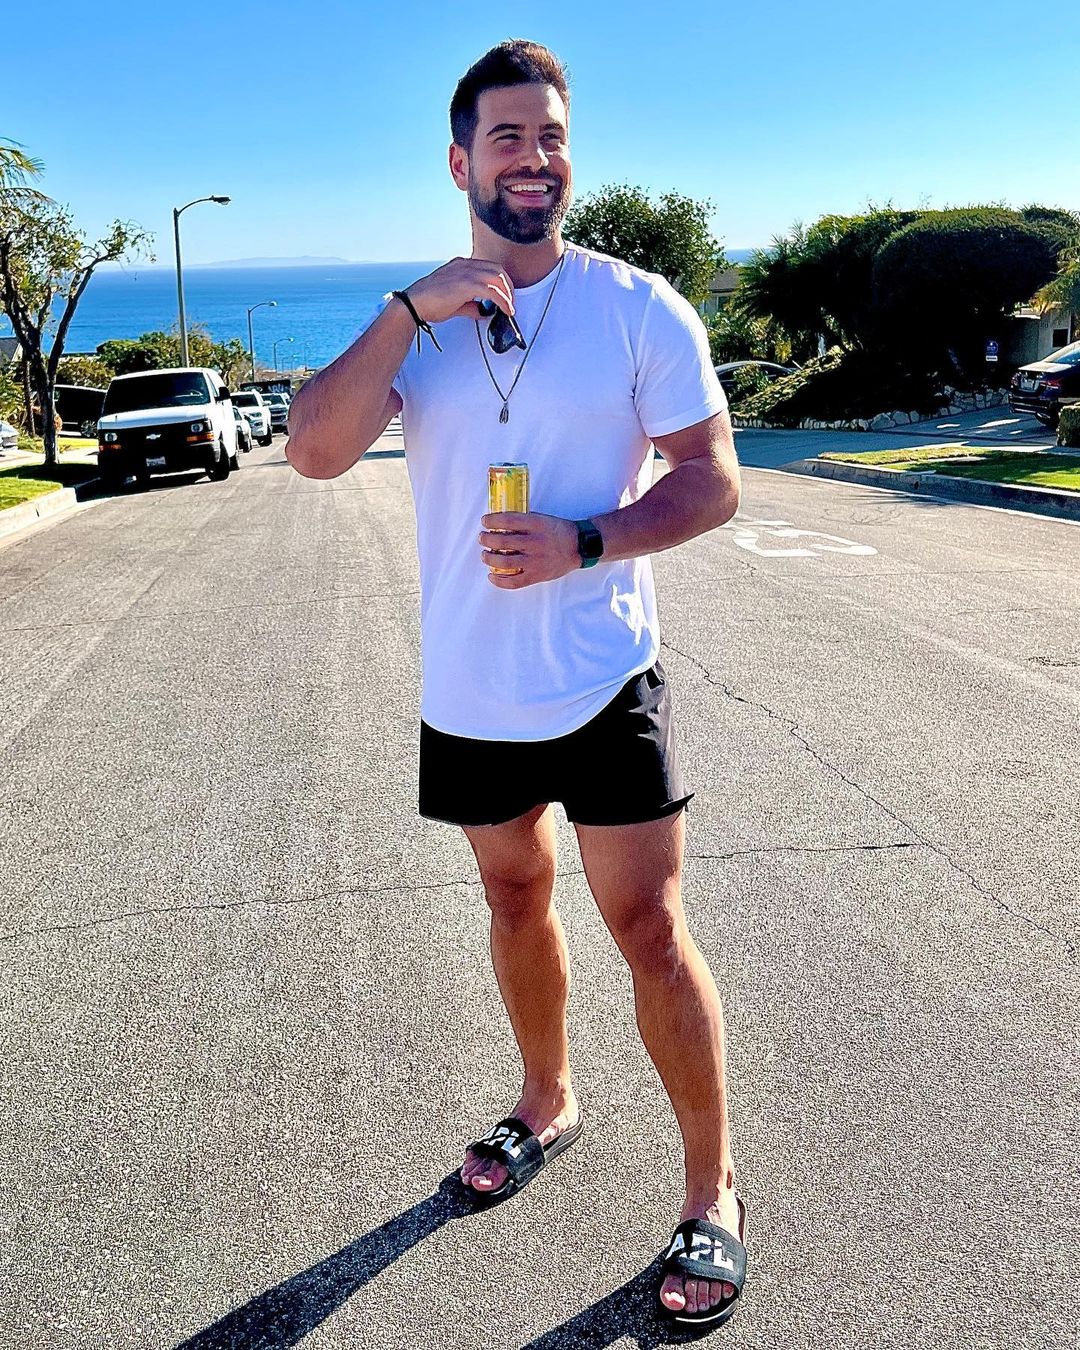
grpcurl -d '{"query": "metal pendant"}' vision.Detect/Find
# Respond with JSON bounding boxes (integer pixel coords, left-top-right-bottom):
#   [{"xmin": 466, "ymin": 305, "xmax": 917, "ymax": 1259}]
[{"xmin": 499, "ymin": 403, "xmax": 509, "ymax": 424}]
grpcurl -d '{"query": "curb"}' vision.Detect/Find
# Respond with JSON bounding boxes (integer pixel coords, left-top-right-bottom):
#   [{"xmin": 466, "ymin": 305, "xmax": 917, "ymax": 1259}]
[
  {"xmin": 0, "ymin": 478, "xmax": 100, "ymax": 543},
  {"xmin": 783, "ymin": 458, "xmax": 1080, "ymax": 522}
]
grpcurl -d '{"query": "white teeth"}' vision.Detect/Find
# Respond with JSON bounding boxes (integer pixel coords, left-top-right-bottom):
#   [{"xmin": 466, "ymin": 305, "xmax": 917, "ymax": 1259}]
[{"xmin": 508, "ymin": 184, "xmax": 551, "ymax": 193}]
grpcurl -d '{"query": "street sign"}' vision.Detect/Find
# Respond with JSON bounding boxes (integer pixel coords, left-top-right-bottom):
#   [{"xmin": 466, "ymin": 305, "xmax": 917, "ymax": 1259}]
[{"xmin": 985, "ymin": 339, "xmax": 999, "ymax": 363}]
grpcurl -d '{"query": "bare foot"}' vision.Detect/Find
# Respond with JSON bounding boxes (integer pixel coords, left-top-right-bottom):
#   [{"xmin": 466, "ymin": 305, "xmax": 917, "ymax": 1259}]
[
  {"xmin": 460, "ymin": 1088, "xmax": 579, "ymax": 1194},
  {"xmin": 659, "ymin": 1183, "xmax": 743, "ymax": 1318}
]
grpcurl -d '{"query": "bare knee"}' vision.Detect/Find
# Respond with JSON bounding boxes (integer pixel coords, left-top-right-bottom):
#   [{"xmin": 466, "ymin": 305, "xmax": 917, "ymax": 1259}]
[
  {"xmin": 608, "ymin": 896, "xmax": 689, "ymax": 980},
  {"xmin": 479, "ymin": 856, "xmax": 557, "ymax": 929}
]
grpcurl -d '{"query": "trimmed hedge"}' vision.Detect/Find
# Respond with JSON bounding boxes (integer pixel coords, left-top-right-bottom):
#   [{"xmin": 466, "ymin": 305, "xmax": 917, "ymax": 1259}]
[
  {"xmin": 1058, "ymin": 406, "xmax": 1080, "ymax": 448},
  {"xmin": 736, "ymin": 346, "xmax": 945, "ymax": 427}
]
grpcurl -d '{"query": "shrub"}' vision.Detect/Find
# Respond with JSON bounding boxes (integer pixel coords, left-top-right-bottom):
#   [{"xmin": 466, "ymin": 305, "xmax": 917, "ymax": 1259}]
[
  {"xmin": 728, "ymin": 365, "xmax": 772, "ymax": 405},
  {"xmin": 737, "ymin": 346, "xmax": 946, "ymax": 427},
  {"xmin": 1058, "ymin": 406, "xmax": 1080, "ymax": 448}
]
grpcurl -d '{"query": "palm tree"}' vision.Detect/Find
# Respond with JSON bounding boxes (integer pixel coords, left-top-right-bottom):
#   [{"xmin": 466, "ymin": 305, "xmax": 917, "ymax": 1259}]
[
  {"xmin": 0, "ymin": 138, "xmax": 44, "ymax": 195},
  {"xmin": 1030, "ymin": 241, "xmax": 1080, "ymax": 326},
  {"xmin": 731, "ymin": 224, "xmax": 829, "ymax": 362}
]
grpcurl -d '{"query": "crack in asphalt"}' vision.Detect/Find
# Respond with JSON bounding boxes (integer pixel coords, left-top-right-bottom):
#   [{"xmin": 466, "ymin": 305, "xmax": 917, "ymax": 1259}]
[
  {"xmin": 687, "ymin": 842, "xmax": 919, "ymax": 860},
  {"xmin": 0, "ymin": 874, "xmax": 485, "ymax": 943},
  {"xmin": 662, "ymin": 639, "xmax": 1077, "ymax": 962}
]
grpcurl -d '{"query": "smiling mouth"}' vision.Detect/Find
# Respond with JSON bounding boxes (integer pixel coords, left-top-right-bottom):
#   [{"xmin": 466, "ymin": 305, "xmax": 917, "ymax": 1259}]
[{"xmin": 503, "ymin": 182, "xmax": 556, "ymax": 201}]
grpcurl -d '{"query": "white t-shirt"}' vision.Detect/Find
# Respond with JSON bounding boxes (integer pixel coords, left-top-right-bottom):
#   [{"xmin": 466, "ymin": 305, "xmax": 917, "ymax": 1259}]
[{"xmin": 388, "ymin": 243, "xmax": 726, "ymax": 741}]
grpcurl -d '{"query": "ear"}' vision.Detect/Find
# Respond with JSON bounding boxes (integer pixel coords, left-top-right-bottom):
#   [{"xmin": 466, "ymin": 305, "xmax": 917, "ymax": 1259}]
[{"xmin": 448, "ymin": 142, "xmax": 469, "ymax": 193}]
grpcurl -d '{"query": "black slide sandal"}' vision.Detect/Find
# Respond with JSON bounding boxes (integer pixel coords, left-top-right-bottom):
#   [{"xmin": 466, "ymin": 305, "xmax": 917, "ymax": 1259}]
[
  {"xmin": 461, "ymin": 1112, "xmax": 585, "ymax": 1204},
  {"xmin": 658, "ymin": 1194, "xmax": 748, "ymax": 1326}
]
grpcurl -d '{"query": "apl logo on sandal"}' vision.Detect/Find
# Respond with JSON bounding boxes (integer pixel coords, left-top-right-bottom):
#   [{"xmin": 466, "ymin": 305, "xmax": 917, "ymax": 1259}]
[
  {"xmin": 480, "ymin": 1124, "xmax": 524, "ymax": 1157},
  {"xmin": 664, "ymin": 1231, "xmax": 737, "ymax": 1273}
]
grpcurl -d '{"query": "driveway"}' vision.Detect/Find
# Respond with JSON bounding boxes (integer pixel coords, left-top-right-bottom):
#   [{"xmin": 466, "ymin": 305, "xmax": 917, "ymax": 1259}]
[{"xmin": 736, "ymin": 405, "xmax": 1058, "ymax": 469}]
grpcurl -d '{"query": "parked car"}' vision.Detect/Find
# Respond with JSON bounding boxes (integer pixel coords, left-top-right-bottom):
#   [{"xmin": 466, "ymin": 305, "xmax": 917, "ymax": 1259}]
[
  {"xmin": 713, "ymin": 360, "xmax": 799, "ymax": 399},
  {"xmin": 97, "ymin": 367, "xmax": 239, "ymax": 489},
  {"xmin": 230, "ymin": 389, "xmax": 274, "ymax": 445},
  {"xmin": 1009, "ymin": 340, "xmax": 1080, "ymax": 428},
  {"xmin": 232, "ymin": 405, "xmax": 253, "ymax": 453},
  {"xmin": 0, "ymin": 418, "xmax": 18, "ymax": 455},
  {"xmin": 262, "ymin": 391, "xmax": 290, "ymax": 432},
  {"xmin": 53, "ymin": 383, "xmax": 107, "ymax": 438}
]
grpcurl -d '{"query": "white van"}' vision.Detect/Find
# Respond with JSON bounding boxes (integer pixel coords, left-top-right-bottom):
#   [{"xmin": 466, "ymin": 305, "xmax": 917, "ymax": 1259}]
[{"xmin": 97, "ymin": 367, "xmax": 240, "ymax": 488}]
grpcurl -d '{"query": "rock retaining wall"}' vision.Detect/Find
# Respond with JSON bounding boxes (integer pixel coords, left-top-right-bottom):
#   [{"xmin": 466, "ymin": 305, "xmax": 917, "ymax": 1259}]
[{"xmin": 731, "ymin": 387, "xmax": 1009, "ymax": 432}]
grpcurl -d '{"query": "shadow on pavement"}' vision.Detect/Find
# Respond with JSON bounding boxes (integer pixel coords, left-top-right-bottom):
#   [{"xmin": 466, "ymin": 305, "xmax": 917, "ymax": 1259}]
[
  {"xmin": 173, "ymin": 1176, "xmax": 477, "ymax": 1348},
  {"xmin": 175, "ymin": 1176, "xmax": 696, "ymax": 1348},
  {"xmin": 516, "ymin": 1262, "xmax": 709, "ymax": 1348}
]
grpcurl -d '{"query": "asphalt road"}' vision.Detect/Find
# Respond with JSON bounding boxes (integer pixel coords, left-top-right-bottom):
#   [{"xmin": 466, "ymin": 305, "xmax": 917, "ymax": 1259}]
[{"xmin": 1, "ymin": 429, "xmax": 1078, "ymax": 1349}]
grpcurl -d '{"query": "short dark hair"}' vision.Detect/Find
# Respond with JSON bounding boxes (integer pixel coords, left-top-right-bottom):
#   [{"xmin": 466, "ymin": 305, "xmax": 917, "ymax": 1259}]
[{"xmin": 450, "ymin": 40, "xmax": 570, "ymax": 151}]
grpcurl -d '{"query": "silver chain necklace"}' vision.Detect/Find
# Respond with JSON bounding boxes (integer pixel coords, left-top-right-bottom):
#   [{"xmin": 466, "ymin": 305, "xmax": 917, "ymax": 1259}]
[{"xmin": 474, "ymin": 251, "xmax": 568, "ymax": 423}]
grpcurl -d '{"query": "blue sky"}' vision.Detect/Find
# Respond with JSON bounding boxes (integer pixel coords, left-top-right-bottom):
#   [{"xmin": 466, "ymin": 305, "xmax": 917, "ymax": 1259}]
[{"xmin": 15, "ymin": 0, "xmax": 1077, "ymax": 265}]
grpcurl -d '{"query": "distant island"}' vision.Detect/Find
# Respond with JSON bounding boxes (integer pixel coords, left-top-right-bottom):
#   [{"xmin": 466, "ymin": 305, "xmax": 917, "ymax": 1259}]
[{"xmin": 189, "ymin": 256, "xmax": 356, "ymax": 269}]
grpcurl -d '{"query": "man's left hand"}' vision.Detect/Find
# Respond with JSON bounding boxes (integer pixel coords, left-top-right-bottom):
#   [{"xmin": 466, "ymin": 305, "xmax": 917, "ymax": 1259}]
[{"xmin": 479, "ymin": 512, "xmax": 580, "ymax": 588}]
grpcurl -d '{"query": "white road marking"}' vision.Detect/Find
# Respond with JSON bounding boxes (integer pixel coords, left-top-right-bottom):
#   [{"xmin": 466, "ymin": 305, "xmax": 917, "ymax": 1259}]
[{"xmin": 721, "ymin": 516, "xmax": 878, "ymax": 558}]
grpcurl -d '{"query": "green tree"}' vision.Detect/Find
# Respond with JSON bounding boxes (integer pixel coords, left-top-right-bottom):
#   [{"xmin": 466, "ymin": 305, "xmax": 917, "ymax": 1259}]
[
  {"xmin": 733, "ymin": 206, "xmax": 921, "ymax": 359},
  {"xmin": 1030, "ymin": 241, "xmax": 1080, "ymax": 322},
  {"xmin": 97, "ymin": 326, "xmax": 248, "ymax": 385},
  {"xmin": 703, "ymin": 305, "xmax": 793, "ymax": 366},
  {"xmin": 0, "ymin": 187, "xmax": 152, "ymax": 466},
  {"xmin": 564, "ymin": 184, "xmax": 723, "ymax": 306},
  {"xmin": 55, "ymin": 353, "xmax": 113, "ymax": 388},
  {"xmin": 872, "ymin": 207, "xmax": 1072, "ymax": 378}
]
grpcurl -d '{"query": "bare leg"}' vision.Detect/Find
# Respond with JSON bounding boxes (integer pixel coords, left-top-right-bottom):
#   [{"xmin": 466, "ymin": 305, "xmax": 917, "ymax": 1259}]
[
  {"xmin": 575, "ymin": 809, "xmax": 739, "ymax": 1317},
  {"xmin": 459, "ymin": 804, "xmax": 580, "ymax": 1193}
]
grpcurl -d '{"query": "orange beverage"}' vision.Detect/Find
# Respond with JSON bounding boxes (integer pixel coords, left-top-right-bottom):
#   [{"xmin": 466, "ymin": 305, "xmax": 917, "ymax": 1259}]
[{"xmin": 487, "ymin": 463, "xmax": 529, "ymax": 575}]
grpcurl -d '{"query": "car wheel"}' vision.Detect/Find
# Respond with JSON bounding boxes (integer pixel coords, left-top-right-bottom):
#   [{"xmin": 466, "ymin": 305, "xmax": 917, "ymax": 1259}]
[
  {"xmin": 79, "ymin": 418, "xmax": 99, "ymax": 438},
  {"xmin": 207, "ymin": 439, "xmax": 231, "ymax": 481},
  {"xmin": 259, "ymin": 434, "xmax": 272, "ymax": 447},
  {"xmin": 229, "ymin": 446, "xmax": 240, "ymax": 470}
]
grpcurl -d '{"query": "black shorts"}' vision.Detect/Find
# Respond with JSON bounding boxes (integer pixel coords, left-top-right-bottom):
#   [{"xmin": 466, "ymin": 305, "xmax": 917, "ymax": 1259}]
[{"xmin": 418, "ymin": 660, "xmax": 693, "ymax": 828}]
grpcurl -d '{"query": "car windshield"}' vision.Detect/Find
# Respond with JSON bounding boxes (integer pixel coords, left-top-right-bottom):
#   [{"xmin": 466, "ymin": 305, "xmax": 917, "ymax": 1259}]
[
  {"xmin": 232, "ymin": 392, "xmax": 259, "ymax": 407},
  {"xmin": 1048, "ymin": 341, "xmax": 1080, "ymax": 365},
  {"xmin": 103, "ymin": 372, "xmax": 211, "ymax": 413},
  {"xmin": 265, "ymin": 393, "xmax": 287, "ymax": 405}
]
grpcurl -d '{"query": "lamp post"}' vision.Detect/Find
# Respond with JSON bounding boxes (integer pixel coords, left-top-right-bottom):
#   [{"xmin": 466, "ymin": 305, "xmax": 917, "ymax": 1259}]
[
  {"xmin": 246, "ymin": 300, "xmax": 277, "ymax": 381},
  {"xmin": 273, "ymin": 337, "xmax": 295, "ymax": 372},
  {"xmin": 172, "ymin": 195, "xmax": 230, "ymax": 367}
]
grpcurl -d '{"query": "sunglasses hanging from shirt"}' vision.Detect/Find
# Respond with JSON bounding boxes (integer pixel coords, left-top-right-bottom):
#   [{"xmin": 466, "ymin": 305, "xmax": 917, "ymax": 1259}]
[{"xmin": 474, "ymin": 250, "xmax": 568, "ymax": 424}]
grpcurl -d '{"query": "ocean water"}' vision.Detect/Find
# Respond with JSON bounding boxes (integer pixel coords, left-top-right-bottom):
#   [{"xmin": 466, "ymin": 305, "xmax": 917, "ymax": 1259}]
[{"xmin": 10, "ymin": 262, "xmax": 445, "ymax": 372}]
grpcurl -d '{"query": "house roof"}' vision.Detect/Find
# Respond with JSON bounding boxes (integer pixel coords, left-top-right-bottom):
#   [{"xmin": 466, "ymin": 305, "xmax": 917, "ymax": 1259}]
[
  {"xmin": 0, "ymin": 336, "xmax": 20, "ymax": 369},
  {"xmin": 708, "ymin": 266, "xmax": 743, "ymax": 296}
]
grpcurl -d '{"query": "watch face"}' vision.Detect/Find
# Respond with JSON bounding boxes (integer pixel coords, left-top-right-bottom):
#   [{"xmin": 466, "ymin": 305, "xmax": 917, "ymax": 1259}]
[{"xmin": 577, "ymin": 520, "xmax": 604, "ymax": 561}]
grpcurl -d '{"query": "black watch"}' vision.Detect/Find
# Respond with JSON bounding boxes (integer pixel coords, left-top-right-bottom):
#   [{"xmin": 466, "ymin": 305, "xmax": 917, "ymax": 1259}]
[{"xmin": 574, "ymin": 518, "xmax": 604, "ymax": 568}]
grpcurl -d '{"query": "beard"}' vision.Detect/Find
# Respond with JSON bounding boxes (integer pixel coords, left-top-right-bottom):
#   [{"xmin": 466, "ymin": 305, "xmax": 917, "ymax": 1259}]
[{"xmin": 468, "ymin": 169, "xmax": 571, "ymax": 244}]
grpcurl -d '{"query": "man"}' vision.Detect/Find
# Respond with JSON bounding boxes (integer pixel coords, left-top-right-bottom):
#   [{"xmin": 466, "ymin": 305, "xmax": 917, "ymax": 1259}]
[{"xmin": 286, "ymin": 40, "xmax": 746, "ymax": 1326}]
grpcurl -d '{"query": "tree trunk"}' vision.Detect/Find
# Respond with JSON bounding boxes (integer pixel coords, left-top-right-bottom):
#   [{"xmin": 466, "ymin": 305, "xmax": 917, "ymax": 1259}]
[
  {"xmin": 22, "ymin": 360, "xmax": 35, "ymax": 436},
  {"xmin": 31, "ymin": 358, "xmax": 58, "ymax": 468}
]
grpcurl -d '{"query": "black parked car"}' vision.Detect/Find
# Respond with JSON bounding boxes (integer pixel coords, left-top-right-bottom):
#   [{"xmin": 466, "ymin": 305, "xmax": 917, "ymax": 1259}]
[
  {"xmin": 54, "ymin": 383, "xmax": 106, "ymax": 437},
  {"xmin": 1009, "ymin": 340, "xmax": 1080, "ymax": 428}
]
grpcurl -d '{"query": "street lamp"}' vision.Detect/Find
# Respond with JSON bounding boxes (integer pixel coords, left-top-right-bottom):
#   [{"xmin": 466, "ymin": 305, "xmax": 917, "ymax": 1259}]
[
  {"xmin": 273, "ymin": 337, "xmax": 295, "ymax": 371},
  {"xmin": 246, "ymin": 300, "xmax": 277, "ymax": 381},
  {"xmin": 172, "ymin": 195, "xmax": 230, "ymax": 367}
]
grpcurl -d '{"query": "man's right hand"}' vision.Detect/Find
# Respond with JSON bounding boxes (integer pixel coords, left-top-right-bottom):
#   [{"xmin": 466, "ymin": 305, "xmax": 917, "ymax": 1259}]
[{"xmin": 404, "ymin": 257, "xmax": 515, "ymax": 326}]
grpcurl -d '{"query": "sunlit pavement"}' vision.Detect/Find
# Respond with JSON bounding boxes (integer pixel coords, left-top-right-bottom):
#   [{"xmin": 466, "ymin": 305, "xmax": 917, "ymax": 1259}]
[{"xmin": 1, "ymin": 429, "xmax": 1077, "ymax": 1348}]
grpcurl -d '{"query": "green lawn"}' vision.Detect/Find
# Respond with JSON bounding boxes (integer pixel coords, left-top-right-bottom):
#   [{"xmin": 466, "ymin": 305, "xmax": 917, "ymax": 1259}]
[
  {"xmin": 820, "ymin": 444, "xmax": 1080, "ymax": 492},
  {"xmin": 0, "ymin": 462, "xmax": 97, "ymax": 511},
  {"xmin": 0, "ymin": 469, "xmax": 63, "ymax": 511}
]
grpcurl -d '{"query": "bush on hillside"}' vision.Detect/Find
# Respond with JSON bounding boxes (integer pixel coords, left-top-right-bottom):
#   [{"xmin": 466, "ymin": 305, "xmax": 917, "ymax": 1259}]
[
  {"xmin": 1058, "ymin": 406, "xmax": 1080, "ymax": 448},
  {"xmin": 736, "ymin": 346, "xmax": 945, "ymax": 426}
]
